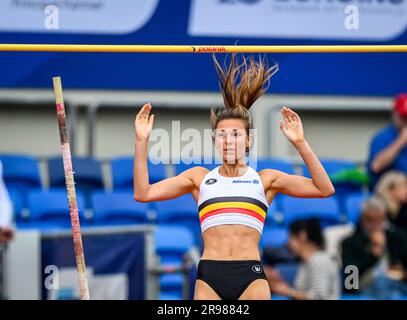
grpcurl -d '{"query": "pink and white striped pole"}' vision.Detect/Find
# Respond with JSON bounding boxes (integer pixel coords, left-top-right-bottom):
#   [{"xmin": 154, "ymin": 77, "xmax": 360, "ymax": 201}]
[{"xmin": 52, "ymin": 76, "xmax": 90, "ymax": 300}]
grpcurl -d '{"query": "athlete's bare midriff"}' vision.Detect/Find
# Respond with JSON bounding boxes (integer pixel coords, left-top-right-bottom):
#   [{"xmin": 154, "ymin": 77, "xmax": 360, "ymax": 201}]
[
  {"xmin": 201, "ymin": 224, "xmax": 261, "ymax": 261},
  {"xmin": 190, "ymin": 166, "xmax": 268, "ymax": 262}
]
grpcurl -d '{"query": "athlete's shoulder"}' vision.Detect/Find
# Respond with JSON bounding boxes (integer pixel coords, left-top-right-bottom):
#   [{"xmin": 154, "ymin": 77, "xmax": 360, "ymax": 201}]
[
  {"xmin": 258, "ymin": 168, "xmax": 286, "ymax": 178},
  {"xmin": 192, "ymin": 166, "xmax": 212, "ymax": 174},
  {"xmin": 178, "ymin": 165, "xmax": 211, "ymax": 178},
  {"xmin": 257, "ymin": 168, "xmax": 289, "ymax": 189}
]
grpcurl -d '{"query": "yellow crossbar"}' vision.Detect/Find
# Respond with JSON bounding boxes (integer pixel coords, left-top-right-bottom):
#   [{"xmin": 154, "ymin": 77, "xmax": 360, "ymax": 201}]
[{"xmin": 0, "ymin": 44, "xmax": 406, "ymax": 53}]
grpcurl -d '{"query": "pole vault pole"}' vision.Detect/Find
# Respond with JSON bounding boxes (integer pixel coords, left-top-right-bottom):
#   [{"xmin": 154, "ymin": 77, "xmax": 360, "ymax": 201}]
[{"xmin": 52, "ymin": 76, "xmax": 90, "ymax": 300}]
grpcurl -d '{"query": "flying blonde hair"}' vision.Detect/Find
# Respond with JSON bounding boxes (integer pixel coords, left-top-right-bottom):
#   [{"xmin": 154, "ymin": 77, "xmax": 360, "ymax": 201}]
[{"xmin": 210, "ymin": 53, "xmax": 279, "ymax": 135}]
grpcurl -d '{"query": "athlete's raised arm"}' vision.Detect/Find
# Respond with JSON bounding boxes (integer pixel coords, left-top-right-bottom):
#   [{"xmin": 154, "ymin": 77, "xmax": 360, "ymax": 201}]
[
  {"xmin": 260, "ymin": 107, "xmax": 335, "ymax": 199},
  {"xmin": 133, "ymin": 103, "xmax": 202, "ymax": 202}
]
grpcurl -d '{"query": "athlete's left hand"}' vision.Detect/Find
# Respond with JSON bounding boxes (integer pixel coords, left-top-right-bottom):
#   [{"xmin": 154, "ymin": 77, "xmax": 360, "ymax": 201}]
[{"xmin": 279, "ymin": 107, "xmax": 305, "ymax": 145}]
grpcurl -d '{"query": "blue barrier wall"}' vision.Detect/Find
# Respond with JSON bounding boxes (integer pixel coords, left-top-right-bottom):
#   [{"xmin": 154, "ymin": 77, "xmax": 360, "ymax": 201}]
[
  {"xmin": 41, "ymin": 232, "xmax": 146, "ymax": 300},
  {"xmin": 0, "ymin": 0, "xmax": 406, "ymax": 96}
]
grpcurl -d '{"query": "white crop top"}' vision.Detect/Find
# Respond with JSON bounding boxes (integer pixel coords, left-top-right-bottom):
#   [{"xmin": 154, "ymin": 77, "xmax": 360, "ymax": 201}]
[{"xmin": 197, "ymin": 165, "xmax": 269, "ymax": 235}]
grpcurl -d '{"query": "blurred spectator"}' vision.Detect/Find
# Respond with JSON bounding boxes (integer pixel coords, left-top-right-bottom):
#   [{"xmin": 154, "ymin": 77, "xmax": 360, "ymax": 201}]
[
  {"xmin": 0, "ymin": 159, "xmax": 13, "ymax": 300},
  {"xmin": 0, "ymin": 160, "xmax": 13, "ymax": 244},
  {"xmin": 375, "ymin": 171, "xmax": 407, "ymax": 235},
  {"xmin": 262, "ymin": 246, "xmax": 298, "ymax": 267},
  {"xmin": 323, "ymin": 223, "xmax": 355, "ymax": 267},
  {"xmin": 368, "ymin": 93, "xmax": 407, "ymax": 190},
  {"xmin": 262, "ymin": 241, "xmax": 298, "ymax": 267},
  {"xmin": 341, "ymin": 197, "xmax": 407, "ymax": 299},
  {"xmin": 266, "ymin": 219, "xmax": 340, "ymax": 300}
]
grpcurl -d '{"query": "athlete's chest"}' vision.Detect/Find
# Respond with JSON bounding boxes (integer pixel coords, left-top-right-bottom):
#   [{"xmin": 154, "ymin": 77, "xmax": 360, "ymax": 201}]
[{"xmin": 198, "ymin": 174, "xmax": 266, "ymax": 201}]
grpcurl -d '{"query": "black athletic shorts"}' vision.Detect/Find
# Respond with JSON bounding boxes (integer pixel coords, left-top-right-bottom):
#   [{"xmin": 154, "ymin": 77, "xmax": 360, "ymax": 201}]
[{"xmin": 196, "ymin": 259, "xmax": 268, "ymax": 300}]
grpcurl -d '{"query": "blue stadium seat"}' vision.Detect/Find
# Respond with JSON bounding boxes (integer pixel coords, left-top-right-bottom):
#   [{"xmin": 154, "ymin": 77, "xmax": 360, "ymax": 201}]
[
  {"xmin": 155, "ymin": 225, "xmax": 194, "ymax": 298},
  {"xmin": 7, "ymin": 189, "xmax": 24, "ymax": 223},
  {"xmin": 274, "ymin": 262, "xmax": 299, "ymax": 287},
  {"xmin": 281, "ymin": 196, "xmax": 340, "ymax": 227},
  {"xmin": 301, "ymin": 159, "xmax": 357, "ymax": 178},
  {"xmin": 48, "ymin": 156, "xmax": 104, "ymax": 207},
  {"xmin": 155, "ymin": 194, "xmax": 201, "ymax": 246},
  {"xmin": 272, "ymin": 193, "xmax": 286, "ymax": 213},
  {"xmin": 344, "ymin": 192, "xmax": 371, "ymax": 225},
  {"xmin": 260, "ymin": 226, "xmax": 289, "ymax": 249},
  {"xmin": 159, "ymin": 273, "xmax": 185, "ymax": 297},
  {"xmin": 21, "ymin": 189, "xmax": 86, "ymax": 229},
  {"xmin": 340, "ymin": 294, "xmax": 373, "ymax": 300},
  {"xmin": 91, "ymin": 191, "xmax": 150, "ymax": 226},
  {"xmin": 255, "ymin": 158, "xmax": 295, "ymax": 174},
  {"xmin": 111, "ymin": 156, "xmax": 167, "ymax": 191},
  {"xmin": 271, "ymin": 294, "xmax": 290, "ymax": 300},
  {"xmin": 159, "ymin": 292, "xmax": 183, "ymax": 300},
  {"xmin": 301, "ymin": 159, "xmax": 363, "ymax": 210},
  {"xmin": 155, "ymin": 225, "xmax": 194, "ymax": 264},
  {"xmin": 0, "ymin": 154, "xmax": 42, "ymax": 205}
]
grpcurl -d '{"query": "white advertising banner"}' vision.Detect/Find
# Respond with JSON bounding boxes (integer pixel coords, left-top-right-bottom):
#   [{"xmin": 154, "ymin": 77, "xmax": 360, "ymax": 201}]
[
  {"xmin": 189, "ymin": 0, "xmax": 407, "ymax": 41},
  {"xmin": 0, "ymin": 0, "xmax": 159, "ymax": 34}
]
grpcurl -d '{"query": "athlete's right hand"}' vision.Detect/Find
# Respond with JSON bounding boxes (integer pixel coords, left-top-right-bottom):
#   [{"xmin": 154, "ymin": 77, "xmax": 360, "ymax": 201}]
[{"xmin": 135, "ymin": 103, "xmax": 155, "ymax": 141}]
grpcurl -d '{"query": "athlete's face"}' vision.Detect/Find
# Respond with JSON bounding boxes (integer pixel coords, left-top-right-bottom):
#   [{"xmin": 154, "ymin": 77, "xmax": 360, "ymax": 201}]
[{"xmin": 214, "ymin": 119, "xmax": 250, "ymax": 164}]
